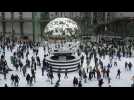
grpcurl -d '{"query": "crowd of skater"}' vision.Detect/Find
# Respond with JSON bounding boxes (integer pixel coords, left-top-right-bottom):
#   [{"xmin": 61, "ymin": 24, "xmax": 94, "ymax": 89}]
[
  {"xmin": 80, "ymin": 38, "xmax": 134, "ymax": 87},
  {"xmin": 0, "ymin": 36, "xmax": 134, "ymax": 87}
]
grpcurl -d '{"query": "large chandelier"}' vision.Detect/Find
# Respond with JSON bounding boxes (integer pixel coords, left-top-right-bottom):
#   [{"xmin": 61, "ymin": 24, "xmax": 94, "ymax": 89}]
[{"xmin": 44, "ymin": 17, "xmax": 80, "ymax": 37}]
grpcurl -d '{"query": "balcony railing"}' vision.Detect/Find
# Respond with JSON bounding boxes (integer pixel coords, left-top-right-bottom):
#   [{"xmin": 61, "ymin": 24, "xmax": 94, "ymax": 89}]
[{"xmin": 0, "ymin": 18, "xmax": 32, "ymax": 22}]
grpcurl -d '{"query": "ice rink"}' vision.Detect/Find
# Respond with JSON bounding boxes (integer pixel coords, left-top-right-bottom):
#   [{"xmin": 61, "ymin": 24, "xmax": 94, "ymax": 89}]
[{"xmin": 0, "ymin": 44, "xmax": 134, "ymax": 87}]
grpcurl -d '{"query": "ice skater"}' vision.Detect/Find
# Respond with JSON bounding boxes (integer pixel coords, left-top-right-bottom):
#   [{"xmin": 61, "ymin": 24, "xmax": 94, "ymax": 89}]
[
  {"xmin": 64, "ymin": 69, "xmax": 68, "ymax": 79},
  {"xmin": 116, "ymin": 69, "xmax": 121, "ymax": 79},
  {"xmin": 125, "ymin": 61, "xmax": 128, "ymax": 71},
  {"xmin": 26, "ymin": 73, "xmax": 31, "ymax": 85},
  {"xmin": 98, "ymin": 78, "xmax": 104, "ymax": 87}
]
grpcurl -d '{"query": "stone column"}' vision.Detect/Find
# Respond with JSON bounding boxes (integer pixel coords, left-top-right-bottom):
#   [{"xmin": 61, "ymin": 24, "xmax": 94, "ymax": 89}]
[
  {"xmin": 32, "ymin": 12, "xmax": 41, "ymax": 42},
  {"xmin": 91, "ymin": 12, "xmax": 94, "ymax": 25},
  {"xmin": 105, "ymin": 12, "xmax": 108, "ymax": 23},
  {"xmin": 11, "ymin": 12, "xmax": 15, "ymax": 39},
  {"xmin": 1, "ymin": 12, "xmax": 6, "ymax": 37},
  {"xmin": 19, "ymin": 12, "xmax": 24, "ymax": 37},
  {"xmin": 36, "ymin": 12, "xmax": 41, "ymax": 42}
]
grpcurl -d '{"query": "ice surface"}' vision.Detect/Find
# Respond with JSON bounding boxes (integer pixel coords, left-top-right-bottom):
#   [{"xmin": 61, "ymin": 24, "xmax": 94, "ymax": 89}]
[{"xmin": 0, "ymin": 44, "xmax": 134, "ymax": 87}]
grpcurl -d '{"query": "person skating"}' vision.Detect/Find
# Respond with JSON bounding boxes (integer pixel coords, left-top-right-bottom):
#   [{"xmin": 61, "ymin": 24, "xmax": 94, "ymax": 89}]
[
  {"xmin": 57, "ymin": 70, "xmax": 61, "ymax": 81},
  {"xmin": 129, "ymin": 50, "xmax": 132, "ymax": 57},
  {"xmin": 128, "ymin": 62, "xmax": 132, "ymax": 71},
  {"xmin": 26, "ymin": 58, "xmax": 30, "ymax": 68},
  {"xmin": 15, "ymin": 62, "xmax": 19, "ymax": 71},
  {"xmin": 34, "ymin": 62, "xmax": 37, "ymax": 71},
  {"xmin": 94, "ymin": 57, "xmax": 98, "ymax": 66},
  {"xmin": 3, "ymin": 67, "xmax": 7, "ymax": 80},
  {"xmin": 41, "ymin": 66, "xmax": 45, "ymax": 76},
  {"xmin": 107, "ymin": 63, "xmax": 111, "ymax": 69},
  {"xmin": 79, "ymin": 69, "xmax": 82, "ymax": 80},
  {"xmin": 99, "ymin": 60, "xmax": 103, "ymax": 69},
  {"xmin": 26, "ymin": 51, "xmax": 29, "ymax": 58},
  {"xmin": 26, "ymin": 74, "xmax": 31, "ymax": 85},
  {"xmin": 83, "ymin": 72, "xmax": 87, "ymax": 83},
  {"xmin": 106, "ymin": 68, "xmax": 110, "ymax": 79},
  {"xmin": 14, "ymin": 75, "xmax": 20, "ymax": 87},
  {"xmin": 43, "ymin": 57, "xmax": 46, "ymax": 70},
  {"xmin": 36, "ymin": 49, "xmax": 39, "ymax": 56},
  {"xmin": 64, "ymin": 69, "xmax": 68, "ymax": 79},
  {"xmin": 108, "ymin": 77, "xmax": 111, "ymax": 84},
  {"xmin": 78, "ymin": 81, "xmax": 82, "ymax": 87},
  {"xmin": 31, "ymin": 68, "xmax": 36, "ymax": 82},
  {"xmin": 30, "ymin": 76, "xmax": 33, "ymax": 86},
  {"xmin": 11, "ymin": 74, "xmax": 15, "ymax": 85},
  {"xmin": 88, "ymin": 71, "xmax": 93, "ymax": 80},
  {"xmin": 131, "ymin": 75, "xmax": 134, "ymax": 85},
  {"xmin": 116, "ymin": 69, "xmax": 121, "ymax": 79},
  {"xmin": 86, "ymin": 64, "xmax": 90, "ymax": 73},
  {"xmin": 114, "ymin": 61, "xmax": 117, "ymax": 67},
  {"xmin": 96, "ymin": 68, "xmax": 101, "ymax": 80},
  {"xmin": 36, "ymin": 56, "xmax": 41, "ymax": 66},
  {"xmin": 55, "ymin": 80, "xmax": 60, "ymax": 87},
  {"xmin": 81, "ymin": 55, "xmax": 84, "ymax": 66},
  {"xmin": 98, "ymin": 78, "xmax": 104, "ymax": 87},
  {"xmin": 49, "ymin": 72, "xmax": 54, "ymax": 84},
  {"xmin": 49, "ymin": 66, "xmax": 52, "ymax": 73},
  {"xmin": 125, "ymin": 61, "xmax": 128, "ymax": 71},
  {"xmin": 19, "ymin": 60, "xmax": 23, "ymax": 72},
  {"xmin": 102, "ymin": 68, "xmax": 106, "ymax": 78},
  {"xmin": 73, "ymin": 77, "xmax": 78, "ymax": 87},
  {"xmin": 92, "ymin": 68, "xmax": 96, "ymax": 78},
  {"xmin": 47, "ymin": 71, "xmax": 50, "ymax": 81},
  {"xmin": 4, "ymin": 84, "xmax": 8, "ymax": 87},
  {"xmin": 22, "ymin": 65, "xmax": 27, "ymax": 77}
]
